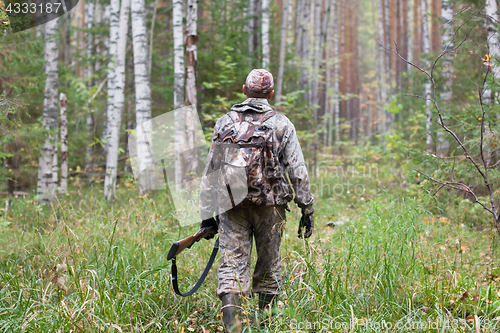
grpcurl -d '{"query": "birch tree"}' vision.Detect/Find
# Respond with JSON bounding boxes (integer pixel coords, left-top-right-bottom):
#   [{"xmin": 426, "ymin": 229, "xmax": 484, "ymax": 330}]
[
  {"xmin": 84, "ymin": 0, "xmax": 95, "ymax": 171},
  {"xmin": 248, "ymin": 0, "xmax": 257, "ymax": 64},
  {"xmin": 332, "ymin": 0, "xmax": 340, "ymax": 143},
  {"xmin": 59, "ymin": 93, "xmax": 68, "ymax": 194},
  {"xmin": 421, "ymin": 0, "xmax": 432, "ymax": 151},
  {"xmin": 436, "ymin": 0, "xmax": 453, "ymax": 156},
  {"xmin": 325, "ymin": 0, "xmax": 339, "ymax": 146},
  {"xmin": 407, "ymin": 0, "xmax": 413, "ymax": 68},
  {"xmin": 104, "ymin": 0, "xmax": 130, "ymax": 201},
  {"xmin": 261, "ymin": 0, "xmax": 270, "ymax": 69},
  {"xmin": 104, "ymin": 0, "xmax": 121, "ymax": 153},
  {"xmin": 376, "ymin": 0, "xmax": 387, "ymax": 133},
  {"xmin": 173, "ymin": 0, "xmax": 185, "ymax": 191},
  {"xmin": 484, "ymin": 0, "xmax": 500, "ymax": 105},
  {"xmin": 37, "ymin": 17, "xmax": 60, "ymax": 204},
  {"xmin": 275, "ymin": 0, "xmax": 290, "ymax": 103},
  {"xmin": 311, "ymin": 0, "xmax": 324, "ymax": 109},
  {"xmin": 131, "ymin": 0, "xmax": 153, "ymax": 194},
  {"xmin": 184, "ymin": 0, "xmax": 199, "ymax": 181}
]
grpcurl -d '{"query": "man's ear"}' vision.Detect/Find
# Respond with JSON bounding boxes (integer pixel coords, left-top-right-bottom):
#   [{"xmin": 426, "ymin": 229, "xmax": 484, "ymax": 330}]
[
  {"xmin": 242, "ymin": 85, "xmax": 246, "ymax": 95},
  {"xmin": 267, "ymin": 90, "xmax": 274, "ymax": 101}
]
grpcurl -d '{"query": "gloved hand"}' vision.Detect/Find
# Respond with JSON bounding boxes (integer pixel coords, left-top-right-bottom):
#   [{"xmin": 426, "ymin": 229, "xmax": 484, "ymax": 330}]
[
  {"xmin": 201, "ymin": 217, "xmax": 218, "ymax": 240},
  {"xmin": 298, "ymin": 212, "xmax": 314, "ymax": 238}
]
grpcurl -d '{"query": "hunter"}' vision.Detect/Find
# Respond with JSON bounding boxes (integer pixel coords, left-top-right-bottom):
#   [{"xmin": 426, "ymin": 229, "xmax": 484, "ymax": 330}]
[{"xmin": 199, "ymin": 69, "xmax": 314, "ymax": 332}]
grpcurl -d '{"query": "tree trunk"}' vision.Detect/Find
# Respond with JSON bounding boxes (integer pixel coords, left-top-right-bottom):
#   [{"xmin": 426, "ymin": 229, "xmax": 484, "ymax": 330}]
[
  {"xmin": 104, "ymin": 0, "xmax": 131, "ymax": 201},
  {"xmin": 407, "ymin": 0, "xmax": 413, "ymax": 68},
  {"xmin": 484, "ymin": 0, "xmax": 499, "ymax": 165},
  {"xmin": 299, "ymin": 0, "xmax": 312, "ymax": 103},
  {"xmin": 173, "ymin": 0, "xmax": 185, "ymax": 191},
  {"xmin": 248, "ymin": 0, "xmax": 258, "ymax": 65},
  {"xmin": 183, "ymin": 0, "xmax": 199, "ymax": 189},
  {"xmin": 436, "ymin": 0, "xmax": 453, "ymax": 156},
  {"xmin": 37, "ymin": 17, "xmax": 60, "ymax": 204},
  {"xmin": 376, "ymin": 0, "xmax": 387, "ymax": 134},
  {"xmin": 324, "ymin": 0, "xmax": 335, "ymax": 146},
  {"xmin": 59, "ymin": 93, "xmax": 68, "ymax": 194},
  {"xmin": 311, "ymin": 0, "xmax": 330, "ymax": 110},
  {"xmin": 484, "ymin": 0, "xmax": 500, "ymax": 105},
  {"xmin": 421, "ymin": 0, "xmax": 432, "ymax": 151},
  {"xmin": 261, "ymin": 0, "xmax": 270, "ymax": 69},
  {"xmin": 294, "ymin": 0, "xmax": 305, "ymax": 56},
  {"xmin": 84, "ymin": 0, "xmax": 95, "ymax": 172},
  {"xmin": 275, "ymin": 0, "xmax": 290, "ymax": 104},
  {"xmin": 132, "ymin": 0, "xmax": 154, "ymax": 195},
  {"xmin": 104, "ymin": 0, "xmax": 121, "ymax": 154}
]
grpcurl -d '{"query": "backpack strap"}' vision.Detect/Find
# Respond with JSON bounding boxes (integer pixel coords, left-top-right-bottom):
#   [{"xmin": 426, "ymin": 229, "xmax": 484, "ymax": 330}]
[
  {"xmin": 227, "ymin": 111, "xmax": 241, "ymax": 124},
  {"xmin": 258, "ymin": 110, "xmax": 277, "ymax": 124}
]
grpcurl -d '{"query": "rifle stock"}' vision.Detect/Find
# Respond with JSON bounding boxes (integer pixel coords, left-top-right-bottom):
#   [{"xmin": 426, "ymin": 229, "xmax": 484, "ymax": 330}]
[{"xmin": 167, "ymin": 226, "xmax": 216, "ymax": 260}]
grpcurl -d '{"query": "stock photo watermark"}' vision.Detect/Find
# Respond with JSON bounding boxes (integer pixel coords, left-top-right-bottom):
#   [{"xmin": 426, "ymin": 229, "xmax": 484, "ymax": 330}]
[{"xmin": 289, "ymin": 317, "xmax": 498, "ymax": 331}]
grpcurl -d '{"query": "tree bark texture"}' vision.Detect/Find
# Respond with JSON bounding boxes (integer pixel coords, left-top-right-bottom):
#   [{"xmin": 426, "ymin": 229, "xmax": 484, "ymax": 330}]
[
  {"xmin": 261, "ymin": 0, "xmax": 270, "ymax": 69},
  {"xmin": 132, "ymin": 0, "xmax": 154, "ymax": 195},
  {"xmin": 173, "ymin": 0, "xmax": 185, "ymax": 191},
  {"xmin": 104, "ymin": 0, "xmax": 131, "ymax": 201},
  {"xmin": 104, "ymin": 0, "xmax": 121, "ymax": 154},
  {"xmin": 436, "ymin": 0, "xmax": 453, "ymax": 156},
  {"xmin": 275, "ymin": 0, "xmax": 290, "ymax": 103},
  {"xmin": 85, "ymin": 0, "xmax": 95, "ymax": 172},
  {"xmin": 59, "ymin": 93, "xmax": 68, "ymax": 194},
  {"xmin": 421, "ymin": 0, "xmax": 432, "ymax": 151},
  {"xmin": 37, "ymin": 17, "xmax": 60, "ymax": 204}
]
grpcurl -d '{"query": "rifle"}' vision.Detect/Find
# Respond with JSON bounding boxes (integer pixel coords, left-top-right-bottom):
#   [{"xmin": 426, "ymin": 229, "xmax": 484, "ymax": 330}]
[
  {"xmin": 167, "ymin": 225, "xmax": 219, "ymax": 297},
  {"xmin": 167, "ymin": 226, "xmax": 217, "ymax": 260}
]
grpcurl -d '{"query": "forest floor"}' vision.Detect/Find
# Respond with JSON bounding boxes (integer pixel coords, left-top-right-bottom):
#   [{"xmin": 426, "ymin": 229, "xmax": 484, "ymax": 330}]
[{"xmin": 1, "ymin": 151, "xmax": 500, "ymax": 332}]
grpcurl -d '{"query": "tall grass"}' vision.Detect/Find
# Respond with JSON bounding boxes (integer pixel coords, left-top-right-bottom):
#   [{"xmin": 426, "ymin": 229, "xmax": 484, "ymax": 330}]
[{"xmin": 1, "ymin": 182, "xmax": 499, "ymax": 332}]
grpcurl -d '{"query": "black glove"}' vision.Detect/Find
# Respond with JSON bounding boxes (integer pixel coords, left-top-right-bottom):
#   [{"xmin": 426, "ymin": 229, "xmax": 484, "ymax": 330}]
[
  {"xmin": 201, "ymin": 217, "xmax": 218, "ymax": 240},
  {"xmin": 298, "ymin": 212, "xmax": 314, "ymax": 238}
]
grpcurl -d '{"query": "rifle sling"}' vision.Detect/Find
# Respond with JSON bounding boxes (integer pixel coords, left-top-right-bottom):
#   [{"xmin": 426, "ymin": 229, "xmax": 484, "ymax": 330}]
[{"xmin": 171, "ymin": 237, "xmax": 219, "ymax": 297}]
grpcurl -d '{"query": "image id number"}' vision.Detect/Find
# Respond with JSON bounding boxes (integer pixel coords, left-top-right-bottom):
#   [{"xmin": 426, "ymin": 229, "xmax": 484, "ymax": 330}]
[{"xmin": 6, "ymin": 2, "xmax": 62, "ymax": 14}]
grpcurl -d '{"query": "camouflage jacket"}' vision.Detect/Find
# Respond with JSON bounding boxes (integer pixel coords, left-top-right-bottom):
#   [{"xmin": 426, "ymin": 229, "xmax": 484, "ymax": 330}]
[{"xmin": 199, "ymin": 98, "xmax": 314, "ymax": 219}]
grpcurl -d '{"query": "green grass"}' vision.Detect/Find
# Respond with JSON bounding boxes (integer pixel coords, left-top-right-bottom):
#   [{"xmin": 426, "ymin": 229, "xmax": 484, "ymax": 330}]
[{"xmin": 1, "ymin": 180, "xmax": 500, "ymax": 332}]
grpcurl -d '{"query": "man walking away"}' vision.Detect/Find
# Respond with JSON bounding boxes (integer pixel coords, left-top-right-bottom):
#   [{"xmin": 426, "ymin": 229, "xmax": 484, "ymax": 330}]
[{"xmin": 199, "ymin": 69, "xmax": 314, "ymax": 332}]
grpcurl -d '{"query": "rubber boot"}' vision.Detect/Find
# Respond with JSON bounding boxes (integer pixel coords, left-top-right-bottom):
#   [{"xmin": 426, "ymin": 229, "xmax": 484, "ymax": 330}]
[
  {"xmin": 221, "ymin": 293, "xmax": 242, "ymax": 333},
  {"xmin": 258, "ymin": 293, "xmax": 276, "ymax": 311}
]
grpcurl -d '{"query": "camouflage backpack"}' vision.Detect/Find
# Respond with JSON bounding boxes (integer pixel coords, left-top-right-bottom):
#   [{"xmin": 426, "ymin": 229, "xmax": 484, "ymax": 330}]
[{"xmin": 209, "ymin": 110, "xmax": 282, "ymax": 210}]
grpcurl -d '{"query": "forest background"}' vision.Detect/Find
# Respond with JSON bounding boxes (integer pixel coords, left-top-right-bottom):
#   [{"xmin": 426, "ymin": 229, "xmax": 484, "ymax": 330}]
[{"xmin": 1, "ymin": 0, "xmax": 500, "ymax": 331}]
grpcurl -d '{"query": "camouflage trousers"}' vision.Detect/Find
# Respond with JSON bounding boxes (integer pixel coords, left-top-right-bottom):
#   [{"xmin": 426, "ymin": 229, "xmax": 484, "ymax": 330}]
[{"xmin": 216, "ymin": 205, "xmax": 286, "ymax": 298}]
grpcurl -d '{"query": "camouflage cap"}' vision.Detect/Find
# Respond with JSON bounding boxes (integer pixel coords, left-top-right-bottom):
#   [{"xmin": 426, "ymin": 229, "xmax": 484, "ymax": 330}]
[{"xmin": 245, "ymin": 69, "xmax": 274, "ymax": 94}]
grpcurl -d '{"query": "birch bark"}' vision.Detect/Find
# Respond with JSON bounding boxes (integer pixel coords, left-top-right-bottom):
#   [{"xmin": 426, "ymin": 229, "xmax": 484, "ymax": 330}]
[
  {"xmin": 275, "ymin": 0, "xmax": 290, "ymax": 103},
  {"xmin": 407, "ymin": 0, "xmax": 413, "ymax": 68},
  {"xmin": 376, "ymin": 0, "xmax": 387, "ymax": 133},
  {"xmin": 37, "ymin": 17, "xmax": 60, "ymax": 204},
  {"xmin": 333, "ymin": 0, "xmax": 340, "ymax": 143},
  {"xmin": 436, "ymin": 0, "xmax": 453, "ymax": 156},
  {"xmin": 104, "ymin": 0, "xmax": 130, "ymax": 201},
  {"xmin": 484, "ymin": 0, "xmax": 500, "ymax": 105},
  {"xmin": 84, "ymin": 0, "xmax": 95, "ymax": 172},
  {"xmin": 173, "ymin": 0, "xmax": 185, "ymax": 191},
  {"xmin": 261, "ymin": 0, "xmax": 270, "ymax": 69},
  {"xmin": 104, "ymin": 0, "xmax": 121, "ymax": 154},
  {"xmin": 131, "ymin": 0, "xmax": 154, "ymax": 194},
  {"xmin": 421, "ymin": 0, "xmax": 432, "ymax": 151},
  {"xmin": 184, "ymin": 0, "xmax": 199, "ymax": 187},
  {"xmin": 59, "ymin": 93, "xmax": 68, "ymax": 194},
  {"xmin": 484, "ymin": 0, "xmax": 499, "ymax": 165},
  {"xmin": 311, "ymin": 0, "xmax": 322, "ymax": 108}
]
